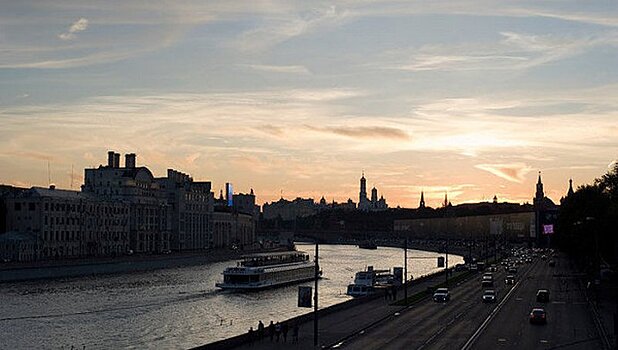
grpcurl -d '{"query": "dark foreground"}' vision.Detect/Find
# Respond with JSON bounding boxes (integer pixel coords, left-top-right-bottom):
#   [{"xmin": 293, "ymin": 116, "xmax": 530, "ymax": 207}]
[{"xmin": 221, "ymin": 253, "xmax": 609, "ymax": 350}]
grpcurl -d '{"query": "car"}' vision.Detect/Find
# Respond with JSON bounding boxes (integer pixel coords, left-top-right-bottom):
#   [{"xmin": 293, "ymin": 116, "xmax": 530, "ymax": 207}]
[
  {"xmin": 454, "ymin": 263, "xmax": 468, "ymax": 272},
  {"xmin": 529, "ymin": 307, "xmax": 547, "ymax": 324},
  {"xmin": 548, "ymin": 260, "xmax": 555, "ymax": 267},
  {"xmin": 482, "ymin": 279, "xmax": 493, "ymax": 287},
  {"xmin": 482, "ymin": 289, "xmax": 496, "ymax": 303},
  {"xmin": 507, "ymin": 266, "xmax": 518, "ymax": 274},
  {"xmin": 433, "ymin": 288, "xmax": 450, "ymax": 302},
  {"xmin": 470, "ymin": 264, "xmax": 478, "ymax": 272},
  {"xmin": 488, "ymin": 265, "xmax": 497, "ymax": 272},
  {"xmin": 505, "ymin": 275, "xmax": 515, "ymax": 284},
  {"xmin": 536, "ymin": 289, "xmax": 550, "ymax": 302},
  {"xmin": 541, "ymin": 255, "xmax": 547, "ymax": 260}
]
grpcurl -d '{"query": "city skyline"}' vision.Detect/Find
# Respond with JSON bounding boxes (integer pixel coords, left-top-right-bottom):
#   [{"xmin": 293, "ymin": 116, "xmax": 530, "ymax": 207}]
[{"xmin": 1, "ymin": 1, "xmax": 617, "ymax": 207}]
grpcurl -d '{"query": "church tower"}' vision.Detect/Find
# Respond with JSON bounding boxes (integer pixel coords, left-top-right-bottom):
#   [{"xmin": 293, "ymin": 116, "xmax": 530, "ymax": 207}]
[
  {"xmin": 535, "ymin": 171, "xmax": 544, "ymax": 201},
  {"xmin": 371, "ymin": 186, "xmax": 378, "ymax": 203},
  {"xmin": 419, "ymin": 191, "xmax": 425, "ymax": 209},
  {"xmin": 567, "ymin": 179, "xmax": 574, "ymax": 197},
  {"xmin": 359, "ymin": 172, "xmax": 367, "ymax": 204}
]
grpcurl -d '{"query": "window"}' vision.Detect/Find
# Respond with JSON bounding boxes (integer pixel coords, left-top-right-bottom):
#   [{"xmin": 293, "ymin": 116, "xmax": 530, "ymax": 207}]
[{"xmin": 14, "ymin": 202, "xmax": 21, "ymax": 211}]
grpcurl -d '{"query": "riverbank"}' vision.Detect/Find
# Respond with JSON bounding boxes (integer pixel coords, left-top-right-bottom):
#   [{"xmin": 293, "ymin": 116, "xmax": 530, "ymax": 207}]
[{"xmin": 0, "ymin": 247, "xmax": 286, "ymax": 283}]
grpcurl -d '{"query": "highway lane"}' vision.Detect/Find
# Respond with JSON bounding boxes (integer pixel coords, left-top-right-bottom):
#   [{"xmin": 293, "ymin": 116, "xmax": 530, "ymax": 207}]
[
  {"xmin": 338, "ymin": 260, "xmax": 536, "ymax": 350},
  {"xmin": 471, "ymin": 254, "xmax": 602, "ymax": 350}
]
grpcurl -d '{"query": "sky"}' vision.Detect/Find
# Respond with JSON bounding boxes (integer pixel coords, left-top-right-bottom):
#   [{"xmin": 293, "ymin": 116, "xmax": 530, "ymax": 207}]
[{"xmin": 1, "ymin": 1, "xmax": 617, "ymax": 207}]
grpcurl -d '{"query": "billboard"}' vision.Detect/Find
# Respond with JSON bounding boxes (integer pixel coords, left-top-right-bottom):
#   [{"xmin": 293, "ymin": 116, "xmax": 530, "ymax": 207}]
[
  {"xmin": 298, "ymin": 286, "xmax": 312, "ymax": 308},
  {"xmin": 543, "ymin": 224, "xmax": 554, "ymax": 235}
]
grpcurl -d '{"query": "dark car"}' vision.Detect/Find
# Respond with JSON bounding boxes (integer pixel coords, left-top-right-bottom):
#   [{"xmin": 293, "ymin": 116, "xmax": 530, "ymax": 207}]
[
  {"xmin": 529, "ymin": 307, "xmax": 547, "ymax": 324},
  {"xmin": 482, "ymin": 289, "xmax": 496, "ymax": 303},
  {"xmin": 505, "ymin": 275, "xmax": 515, "ymax": 284},
  {"xmin": 507, "ymin": 266, "xmax": 518, "ymax": 274},
  {"xmin": 536, "ymin": 289, "xmax": 550, "ymax": 302},
  {"xmin": 548, "ymin": 260, "xmax": 555, "ymax": 267},
  {"xmin": 433, "ymin": 288, "xmax": 450, "ymax": 302}
]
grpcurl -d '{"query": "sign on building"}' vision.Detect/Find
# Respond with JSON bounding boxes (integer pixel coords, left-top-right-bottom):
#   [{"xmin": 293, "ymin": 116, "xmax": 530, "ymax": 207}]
[
  {"xmin": 298, "ymin": 286, "xmax": 312, "ymax": 308},
  {"xmin": 437, "ymin": 256, "xmax": 445, "ymax": 268},
  {"xmin": 543, "ymin": 224, "xmax": 554, "ymax": 235}
]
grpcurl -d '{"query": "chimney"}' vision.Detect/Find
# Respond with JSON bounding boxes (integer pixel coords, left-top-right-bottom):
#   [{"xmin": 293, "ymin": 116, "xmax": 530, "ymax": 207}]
[
  {"xmin": 108, "ymin": 151, "xmax": 115, "ymax": 167},
  {"xmin": 113, "ymin": 153, "xmax": 120, "ymax": 168},
  {"xmin": 125, "ymin": 153, "xmax": 136, "ymax": 168}
]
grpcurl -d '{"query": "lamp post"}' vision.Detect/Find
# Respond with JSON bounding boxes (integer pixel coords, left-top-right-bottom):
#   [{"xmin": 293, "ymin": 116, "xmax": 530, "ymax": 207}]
[{"xmin": 314, "ymin": 240, "xmax": 319, "ymax": 347}]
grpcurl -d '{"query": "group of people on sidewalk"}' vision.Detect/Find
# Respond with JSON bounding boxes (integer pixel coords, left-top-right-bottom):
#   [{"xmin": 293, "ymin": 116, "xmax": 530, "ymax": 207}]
[
  {"xmin": 384, "ymin": 285, "xmax": 399, "ymax": 301},
  {"xmin": 247, "ymin": 319, "xmax": 299, "ymax": 345}
]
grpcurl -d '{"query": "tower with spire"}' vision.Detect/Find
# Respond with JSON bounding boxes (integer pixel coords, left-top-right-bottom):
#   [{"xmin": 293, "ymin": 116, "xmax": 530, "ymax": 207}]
[
  {"xmin": 535, "ymin": 171, "xmax": 544, "ymax": 201},
  {"xmin": 567, "ymin": 179, "xmax": 574, "ymax": 197},
  {"xmin": 419, "ymin": 191, "xmax": 425, "ymax": 209}
]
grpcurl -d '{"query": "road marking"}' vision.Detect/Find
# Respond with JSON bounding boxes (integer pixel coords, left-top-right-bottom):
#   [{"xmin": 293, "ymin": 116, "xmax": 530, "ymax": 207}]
[
  {"xmin": 394, "ymin": 312, "xmax": 400, "ymax": 316},
  {"xmin": 552, "ymin": 301, "xmax": 566, "ymax": 304},
  {"xmin": 497, "ymin": 338, "xmax": 507, "ymax": 342},
  {"xmin": 515, "ymin": 297, "xmax": 522, "ymax": 301},
  {"xmin": 460, "ymin": 280, "xmax": 522, "ymax": 350},
  {"xmin": 540, "ymin": 339, "xmax": 549, "ymax": 343}
]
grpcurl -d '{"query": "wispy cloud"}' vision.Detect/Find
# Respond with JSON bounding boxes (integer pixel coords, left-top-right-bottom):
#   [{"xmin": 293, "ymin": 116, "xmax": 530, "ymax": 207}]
[
  {"xmin": 392, "ymin": 31, "xmax": 618, "ymax": 72},
  {"xmin": 58, "ymin": 18, "xmax": 89, "ymax": 41},
  {"xmin": 475, "ymin": 163, "xmax": 533, "ymax": 183},
  {"xmin": 305, "ymin": 125, "xmax": 409, "ymax": 140},
  {"xmin": 241, "ymin": 64, "xmax": 310, "ymax": 74}
]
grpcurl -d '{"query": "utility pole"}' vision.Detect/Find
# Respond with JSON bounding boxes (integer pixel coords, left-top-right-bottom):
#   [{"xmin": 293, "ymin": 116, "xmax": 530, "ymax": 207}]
[
  {"xmin": 404, "ymin": 238, "xmax": 408, "ymax": 301},
  {"xmin": 445, "ymin": 238, "xmax": 449, "ymax": 286},
  {"xmin": 314, "ymin": 241, "xmax": 319, "ymax": 347}
]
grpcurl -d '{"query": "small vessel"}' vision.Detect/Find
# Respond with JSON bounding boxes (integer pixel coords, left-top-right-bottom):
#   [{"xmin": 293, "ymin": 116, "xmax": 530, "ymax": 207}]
[
  {"xmin": 346, "ymin": 266, "xmax": 396, "ymax": 297},
  {"xmin": 215, "ymin": 251, "xmax": 317, "ymax": 290},
  {"xmin": 358, "ymin": 240, "xmax": 377, "ymax": 250}
]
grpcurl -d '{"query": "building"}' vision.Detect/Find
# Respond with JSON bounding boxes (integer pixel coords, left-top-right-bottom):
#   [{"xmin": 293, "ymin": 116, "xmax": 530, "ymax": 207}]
[
  {"xmin": 262, "ymin": 197, "xmax": 317, "ymax": 220},
  {"xmin": 357, "ymin": 173, "xmax": 388, "ymax": 211},
  {"xmin": 4, "ymin": 186, "xmax": 131, "ymax": 260},
  {"xmin": 212, "ymin": 208, "xmax": 255, "ymax": 249},
  {"xmin": 233, "ymin": 190, "xmax": 260, "ymax": 220},
  {"xmin": 156, "ymin": 169, "xmax": 213, "ymax": 251},
  {"xmin": 82, "ymin": 151, "xmax": 171, "ymax": 253}
]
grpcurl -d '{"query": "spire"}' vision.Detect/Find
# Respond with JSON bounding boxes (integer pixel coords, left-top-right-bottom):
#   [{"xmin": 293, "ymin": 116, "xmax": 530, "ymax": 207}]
[
  {"xmin": 493, "ymin": 194, "xmax": 498, "ymax": 204},
  {"xmin": 567, "ymin": 178, "xmax": 574, "ymax": 196},
  {"xmin": 419, "ymin": 191, "xmax": 426, "ymax": 209},
  {"xmin": 443, "ymin": 192, "xmax": 448, "ymax": 208},
  {"xmin": 535, "ymin": 171, "xmax": 544, "ymax": 200}
]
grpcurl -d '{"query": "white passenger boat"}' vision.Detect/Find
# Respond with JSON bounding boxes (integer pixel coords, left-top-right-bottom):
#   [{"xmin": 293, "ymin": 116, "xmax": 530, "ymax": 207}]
[
  {"xmin": 346, "ymin": 266, "xmax": 395, "ymax": 297},
  {"xmin": 215, "ymin": 251, "xmax": 317, "ymax": 290}
]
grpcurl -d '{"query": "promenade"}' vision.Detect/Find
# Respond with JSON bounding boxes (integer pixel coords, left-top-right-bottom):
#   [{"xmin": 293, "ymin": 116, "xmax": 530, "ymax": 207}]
[
  {"xmin": 203, "ymin": 252, "xmax": 611, "ymax": 350},
  {"xmin": 199, "ymin": 267, "xmax": 469, "ymax": 350}
]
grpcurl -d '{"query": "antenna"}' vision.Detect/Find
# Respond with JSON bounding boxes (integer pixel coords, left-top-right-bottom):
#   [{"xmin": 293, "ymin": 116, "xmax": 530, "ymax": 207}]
[
  {"xmin": 70, "ymin": 164, "xmax": 74, "ymax": 189},
  {"xmin": 47, "ymin": 160, "xmax": 51, "ymax": 187}
]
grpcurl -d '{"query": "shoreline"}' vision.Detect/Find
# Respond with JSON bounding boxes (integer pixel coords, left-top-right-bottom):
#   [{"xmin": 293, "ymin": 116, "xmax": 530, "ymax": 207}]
[{"xmin": 0, "ymin": 247, "xmax": 288, "ymax": 283}]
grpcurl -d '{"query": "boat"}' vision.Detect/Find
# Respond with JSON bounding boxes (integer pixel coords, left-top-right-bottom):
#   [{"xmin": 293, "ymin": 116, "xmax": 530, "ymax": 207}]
[
  {"xmin": 346, "ymin": 266, "xmax": 396, "ymax": 297},
  {"xmin": 215, "ymin": 251, "xmax": 317, "ymax": 290},
  {"xmin": 358, "ymin": 240, "xmax": 378, "ymax": 250}
]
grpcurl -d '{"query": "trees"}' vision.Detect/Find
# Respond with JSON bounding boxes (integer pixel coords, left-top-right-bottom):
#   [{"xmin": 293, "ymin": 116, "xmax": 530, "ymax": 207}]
[{"xmin": 557, "ymin": 163, "xmax": 618, "ymax": 268}]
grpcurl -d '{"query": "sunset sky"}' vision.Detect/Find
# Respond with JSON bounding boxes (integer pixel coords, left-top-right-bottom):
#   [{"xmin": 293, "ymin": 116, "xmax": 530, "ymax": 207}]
[{"xmin": 1, "ymin": 1, "xmax": 617, "ymax": 207}]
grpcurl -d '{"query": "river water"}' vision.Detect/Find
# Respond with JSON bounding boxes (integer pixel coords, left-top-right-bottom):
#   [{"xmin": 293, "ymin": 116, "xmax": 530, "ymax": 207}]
[{"xmin": 0, "ymin": 244, "xmax": 463, "ymax": 350}]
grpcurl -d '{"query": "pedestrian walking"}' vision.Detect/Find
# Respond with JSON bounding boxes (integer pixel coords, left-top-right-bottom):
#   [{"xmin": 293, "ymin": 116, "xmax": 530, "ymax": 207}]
[
  {"xmin": 268, "ymin": 321, "xmax": 274, "ymax": 342},
  {"xmin": 274, "ymin": 322, "xmax": 282, "ymax": 342},
  {"xmin": 257, "ymin": 320, "xmax": 265, "ymax": 341},
  {"xmin": 292, "ymin": 323, "xmax": 299, "ymax": 343},
  {"xmin": 282, "ymin": 322, "xmax": 289, "ymax": 343},
  {"xmin": 247, "ymin": 327, "xmax": 255, "ymax": 346}
]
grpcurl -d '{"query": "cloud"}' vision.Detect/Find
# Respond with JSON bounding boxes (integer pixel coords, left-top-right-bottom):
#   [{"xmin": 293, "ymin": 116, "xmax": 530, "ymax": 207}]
[
  {"xmin": 305, "ymin": 125, "xmax": 410, "ymax": 140},
  {"xmin": 242, "ymin": 64, "xmax": 310, "ymax": 74},
  {"xmin": 58, "ymin": 18, "xmax": 89, "ymax": 41},
  {"xmin": 475, "ymin": 163, "xmax": 533, "ymax": 183},
  {"xmin": 391, "ymin": 31, "xmax": 618, "ymax": 72}
]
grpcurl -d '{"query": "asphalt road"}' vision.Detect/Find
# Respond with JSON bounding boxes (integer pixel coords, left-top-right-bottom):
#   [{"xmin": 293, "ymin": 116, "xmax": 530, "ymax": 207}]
[
  {"xmin": 336, "ymin": 254, "xmax": 601, "ymax": 350},
  {"xmin": 472, "ymin": 255, "xmax": 602, "ymax": 350}
]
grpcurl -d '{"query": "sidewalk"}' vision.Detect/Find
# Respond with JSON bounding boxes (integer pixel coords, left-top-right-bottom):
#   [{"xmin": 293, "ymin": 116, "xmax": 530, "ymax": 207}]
[{"xmin": 200, "ymin": 269, "xmax": 468, "ymax": 350}]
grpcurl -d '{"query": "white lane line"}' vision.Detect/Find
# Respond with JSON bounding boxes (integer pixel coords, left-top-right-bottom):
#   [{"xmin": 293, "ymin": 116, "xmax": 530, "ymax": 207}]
[
  {"xmin": 552, "ymin": 301, "xmax": 566, "ymax": 304},
  {"xmin": 460, "ymin": 280, "xmax": 522, "ymax": 350},
  {"xmin": 498, "ymin": 338, "xmax": 507, "ymax": 342}
]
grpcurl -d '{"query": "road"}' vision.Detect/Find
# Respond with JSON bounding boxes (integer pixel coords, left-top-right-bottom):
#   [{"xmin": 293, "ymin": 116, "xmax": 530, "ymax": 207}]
[
  {"xmin": 336, "ymin": 254, "xmax": 602, "ymax": 350},
  {"xmin": 472, "ymin": 255, "xmax": 602, "ymax": 349}
]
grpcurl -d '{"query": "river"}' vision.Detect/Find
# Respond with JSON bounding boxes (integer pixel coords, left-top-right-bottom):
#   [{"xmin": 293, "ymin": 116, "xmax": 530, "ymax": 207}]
[{"xmin": 0, "ymin": 244, "xmax": 463, "ymax": 350}]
